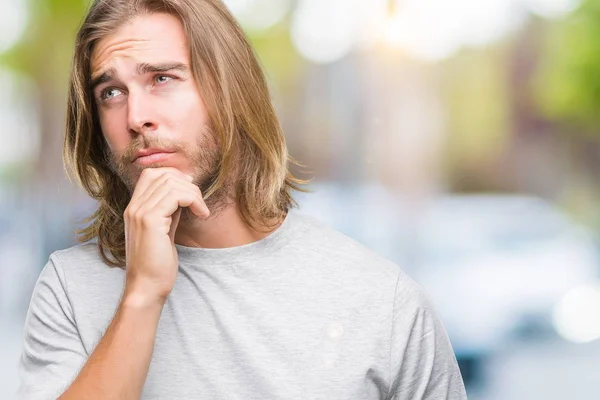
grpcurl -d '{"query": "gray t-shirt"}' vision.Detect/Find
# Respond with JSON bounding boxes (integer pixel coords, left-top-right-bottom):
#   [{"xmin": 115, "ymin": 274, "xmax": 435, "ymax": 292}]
[{"xmin": 17, "ymin": 211, "xmax": 467, "ymax": 399}]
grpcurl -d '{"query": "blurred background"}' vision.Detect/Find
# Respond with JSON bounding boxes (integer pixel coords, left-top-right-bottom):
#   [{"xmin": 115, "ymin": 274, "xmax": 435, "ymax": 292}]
[{"xmin": 2, "ymin": 0, "xmax": 600, "ymax": 398}]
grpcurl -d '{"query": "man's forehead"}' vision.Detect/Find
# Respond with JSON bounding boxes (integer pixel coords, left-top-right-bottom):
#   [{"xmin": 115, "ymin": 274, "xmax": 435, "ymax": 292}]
[
  {"xmin": 90, "ymin": 13, "xmax": 189, "ymax": 77},
  {"xmin": 91, "ymin": 41, "xmax": 189, "ymax": 77}
]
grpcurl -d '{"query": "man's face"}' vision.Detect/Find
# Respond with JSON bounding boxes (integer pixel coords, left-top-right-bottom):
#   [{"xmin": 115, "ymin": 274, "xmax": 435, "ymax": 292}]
[{"xmin": 90, "ymin": 13, "xmax": 219, "ymax": 193}]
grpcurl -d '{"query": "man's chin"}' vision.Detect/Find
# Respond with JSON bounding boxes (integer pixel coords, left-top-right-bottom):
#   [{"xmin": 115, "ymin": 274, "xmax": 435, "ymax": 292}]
[
  {"xmin": 136, "ymin": 162, "xmax": 173, "ymax": 170},
  {"xmin": 127, "ymin": 163, "xmax": 182, "ymax": 182}
]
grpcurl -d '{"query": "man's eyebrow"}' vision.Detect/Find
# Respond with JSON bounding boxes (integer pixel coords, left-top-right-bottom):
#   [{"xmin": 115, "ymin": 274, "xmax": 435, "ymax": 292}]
[
  {"xmin": 136, "ymin": 62, "xmax": 189, "ymax": 75},
  {"xmin": 90, "ymin": 68, "xmax": 117, "ymax": 91},
  {"xmin": 89, "ymin": 63, "xmax": 189, "ymax": 91}
]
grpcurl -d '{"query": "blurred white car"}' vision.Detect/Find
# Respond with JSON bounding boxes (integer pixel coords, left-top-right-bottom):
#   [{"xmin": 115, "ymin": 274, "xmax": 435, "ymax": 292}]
[
  {"xmin": 412, "ymin": 195, "xmax": 600, "ymax": 350},
  {"xmin": 295, "ymin": 183, "xmax": 600, "ymax": 384}
]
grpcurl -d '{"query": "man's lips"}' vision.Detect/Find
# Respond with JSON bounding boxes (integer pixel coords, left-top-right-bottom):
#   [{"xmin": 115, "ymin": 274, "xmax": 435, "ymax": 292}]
[{"xmin": 132, "ymin": 149, "xmax": 176, "ymax": 165}]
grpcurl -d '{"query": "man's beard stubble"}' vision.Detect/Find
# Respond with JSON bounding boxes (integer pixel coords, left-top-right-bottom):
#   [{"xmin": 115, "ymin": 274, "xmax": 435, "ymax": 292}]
[{"xmin": 105, "ymin": 129, "xmax": 232, "ymax": 223}]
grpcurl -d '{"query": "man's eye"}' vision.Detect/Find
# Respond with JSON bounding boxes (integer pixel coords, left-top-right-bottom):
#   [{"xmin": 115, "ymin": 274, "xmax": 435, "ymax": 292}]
[
  {"xmin": 101, "ymin": 88, "xmax": 123, "ymax": 100},
  {"xmin": 155, "ymin": 75, "xmax": 173, "ymax": 84}
]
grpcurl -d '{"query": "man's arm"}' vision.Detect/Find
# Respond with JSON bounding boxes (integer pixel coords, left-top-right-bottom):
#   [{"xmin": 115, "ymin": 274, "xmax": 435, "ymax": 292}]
[
  {"xmin": 387, "ymin": 272, "xmax": 468, "ymax": 400},
  {"xmin": 19, "ymin": 168, "xmax": 209, "ymax": 400},
  {"xmin": 58, "ymin": 168, "xmax": 209, "ymax": 399},
  {"xmin": 58, "ymin": 290, "xmax": 164, "ymax": 399},
  {"xmin": 18, "ymin": 258, "xmax": 165, "ymax": 400}
]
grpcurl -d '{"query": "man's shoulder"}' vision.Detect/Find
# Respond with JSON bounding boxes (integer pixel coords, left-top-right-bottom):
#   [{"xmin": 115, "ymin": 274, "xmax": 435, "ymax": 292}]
[
  {"xmin": 290, "ymin": 211, "xmax": 407, "ymax": 283},
  {"xmin": 32, "ymin": 243, "xmax": 125, "ymax": 339},
  {"xmin": 51, "ymin": 241, "xmax": 111, "ymax": 270},
  {"xmin": 48, "ymin": 242, "xmax": 124, "ymax": 293},
  {"xmin": 295, "ymin": 216, "xmax": 445, "ymax": 336},
  {"xmin": 52, "ymin": 241, "xmax": 100, "ymax": 260},
  {"xmin": 291, "ymin": 211, "xmax": 428, "ymax": 311}
]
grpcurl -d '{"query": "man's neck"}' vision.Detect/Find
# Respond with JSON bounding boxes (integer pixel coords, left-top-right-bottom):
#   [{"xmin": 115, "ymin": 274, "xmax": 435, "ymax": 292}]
[{"xmin": 173, "ymin": 203, "xmax": 283, "ymax": 249}]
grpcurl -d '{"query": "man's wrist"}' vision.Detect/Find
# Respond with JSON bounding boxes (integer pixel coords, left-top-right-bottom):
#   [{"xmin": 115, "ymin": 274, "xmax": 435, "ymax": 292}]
[{"xmin": 121, "ymin": 287, "xmax": 167, "ymax": 311}]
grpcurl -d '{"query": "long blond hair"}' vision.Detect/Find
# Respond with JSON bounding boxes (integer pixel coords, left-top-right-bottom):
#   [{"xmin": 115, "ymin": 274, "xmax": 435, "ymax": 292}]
[{"xmin": 64, "ymin": 0, "xmax": 307, "ymax": 267}]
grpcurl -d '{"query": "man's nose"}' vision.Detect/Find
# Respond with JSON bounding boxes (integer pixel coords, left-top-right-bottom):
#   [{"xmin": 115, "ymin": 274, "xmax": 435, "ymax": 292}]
[{"xmin": 126, "ymin": 90, "xmax": 158, "ymax": 134}]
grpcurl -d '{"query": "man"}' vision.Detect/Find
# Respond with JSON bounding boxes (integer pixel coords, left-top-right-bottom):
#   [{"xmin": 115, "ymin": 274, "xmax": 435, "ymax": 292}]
[{"xmin": 18, "ymin": 0, "xmax": 467, "ymax": 399}]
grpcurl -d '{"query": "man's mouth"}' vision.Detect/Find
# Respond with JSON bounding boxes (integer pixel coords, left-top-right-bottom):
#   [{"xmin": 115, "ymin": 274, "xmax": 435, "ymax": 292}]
[{"xmin": 132, "ymin": 148, "xmax": 176, "ymax": 165}]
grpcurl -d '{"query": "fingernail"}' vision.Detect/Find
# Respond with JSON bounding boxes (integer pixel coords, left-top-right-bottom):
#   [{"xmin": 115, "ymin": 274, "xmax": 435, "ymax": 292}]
[{"xmin": 185, "ymin": 174, "xmax": 194, "ymax": 182}]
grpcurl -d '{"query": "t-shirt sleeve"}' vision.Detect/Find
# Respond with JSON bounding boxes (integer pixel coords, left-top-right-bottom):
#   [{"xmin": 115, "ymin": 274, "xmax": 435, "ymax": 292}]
[
  {"xmin": 387, "ymin": 273, "xmax": 467, "ymax": 400},
  {"xmin": 17, "ymin": 255, "xmax": 88, "ymax": 400}
]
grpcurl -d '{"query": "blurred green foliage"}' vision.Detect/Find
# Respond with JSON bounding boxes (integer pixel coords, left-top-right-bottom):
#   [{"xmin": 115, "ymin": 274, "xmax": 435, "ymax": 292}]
[
  {"xmin": 246, "ymin": 23, "xmax": 306, "ymax": 98},
  {"xmin": 535, "ymin": 0, "xmax": 600, "ymax": 132},
  {"xmin": 0, "ymin": 0, "xmax": 89, "ymax": 87},
  {"xmin": 441, "ymin": 45, "xmax": 513, "ymax": 167}
]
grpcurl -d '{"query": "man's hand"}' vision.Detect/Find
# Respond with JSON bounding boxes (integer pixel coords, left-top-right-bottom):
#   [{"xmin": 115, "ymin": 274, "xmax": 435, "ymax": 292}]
[
  {"xmin": 122, "ymin": 167, "xmax": 209, "ymax": 304},
  {"xmin": 55, "ymin": 168, "xmax": 209, "ymax": 400}
]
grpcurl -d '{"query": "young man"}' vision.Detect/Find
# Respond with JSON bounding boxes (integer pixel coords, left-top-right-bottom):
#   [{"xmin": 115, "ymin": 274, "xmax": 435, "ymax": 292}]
[{"xmin": 18, "ymin": 0, "xmax": 467, "ymax": 399}]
